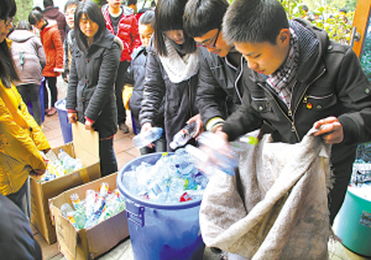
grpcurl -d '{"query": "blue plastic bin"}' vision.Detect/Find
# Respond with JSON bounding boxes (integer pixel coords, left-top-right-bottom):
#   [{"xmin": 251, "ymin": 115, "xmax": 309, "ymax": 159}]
[
  {"xmin": 55, "ymin": 99, "xmax": 72, "ymax": 143},
  {"xmin": 117, "ymin": 153, "xmax": 205, "ymax": 260}
]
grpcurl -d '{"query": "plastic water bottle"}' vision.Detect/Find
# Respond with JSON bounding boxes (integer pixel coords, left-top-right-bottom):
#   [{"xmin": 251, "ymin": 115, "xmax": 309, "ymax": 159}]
[
  {"xmin": 133, "ymin": 127, "xmax": 164, "ymax": 148},
  {"xmin": 169, "ymin": 122, "xmax": 197, "ymax": 150}
]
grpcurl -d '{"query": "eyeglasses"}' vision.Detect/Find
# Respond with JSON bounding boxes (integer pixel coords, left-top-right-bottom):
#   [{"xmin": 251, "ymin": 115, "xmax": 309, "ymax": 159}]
[{"xmin": 196, "ymin": 29, "xmax": 220, "ymax": 48}]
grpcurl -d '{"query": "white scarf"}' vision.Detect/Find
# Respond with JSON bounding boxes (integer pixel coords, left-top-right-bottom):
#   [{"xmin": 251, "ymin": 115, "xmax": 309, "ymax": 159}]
[{"xmin": 158, "ymin": 38, "xmax": 199, "ymax": 83}]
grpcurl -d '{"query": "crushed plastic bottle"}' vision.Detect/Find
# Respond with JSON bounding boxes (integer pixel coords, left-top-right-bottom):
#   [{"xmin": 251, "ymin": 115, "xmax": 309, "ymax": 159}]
[
  {"xmin": 63, "ymin": 185, "xmax": 125, "ymax": 230},
  {"xmin": 185, "ymin": 132, "xmax": 259, "ymax": 176},
  {"xmin": 123, "ymin": 149, "xmax": 208, "ymax": 204},
  {"xmin": 169, "ymin": 121, "xmax": 197, "ymax": 150},
  {"xmin": 133, "ymin": 127, "xmax": 164, "ymax": 148}
]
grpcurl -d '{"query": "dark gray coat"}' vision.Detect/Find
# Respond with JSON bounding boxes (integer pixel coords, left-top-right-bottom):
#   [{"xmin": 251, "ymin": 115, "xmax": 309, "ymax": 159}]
[
  {"xmin": 127, "ymin": 46, "xmax": 164, "ymax": 131},
  {"xmin": 197, "ymin": 47, "xmax": 246, "ymax": 126},
  {"xmin": 66, "ymin": 29, "xmax": 121, "ymax": 138},
  {"xmin": 139, "ymin": 47, "xmax": 199, "ymax": 149}
]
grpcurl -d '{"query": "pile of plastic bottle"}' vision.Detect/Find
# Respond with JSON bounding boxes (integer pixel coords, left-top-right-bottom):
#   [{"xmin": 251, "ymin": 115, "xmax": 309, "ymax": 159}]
[
  {"xmin": 60, "ymin": 183, "xmax": 126, "ymax": 230},
  {"xmin": 39, "ymin": 149, "xmax": 83, "ymax": 182},
  {"xmin": 350, "ymin": 142, "xmax": 371, "ymax": 201},
  {"xmin": 123, "ymin": 149, "xmax": 208, "ymax": 204}
]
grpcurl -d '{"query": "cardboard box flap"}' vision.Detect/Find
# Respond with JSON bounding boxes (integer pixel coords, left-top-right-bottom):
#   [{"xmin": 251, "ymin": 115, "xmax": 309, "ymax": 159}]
[{"xmin": 72, "ymin": 122, "xmax": 99, "ymax": 163}]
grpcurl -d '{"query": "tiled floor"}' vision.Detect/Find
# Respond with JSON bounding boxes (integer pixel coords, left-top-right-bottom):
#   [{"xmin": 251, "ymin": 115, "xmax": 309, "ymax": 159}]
[{"xmin": 34, "ymin": 79, "xmax": 369, "ymax": 260}]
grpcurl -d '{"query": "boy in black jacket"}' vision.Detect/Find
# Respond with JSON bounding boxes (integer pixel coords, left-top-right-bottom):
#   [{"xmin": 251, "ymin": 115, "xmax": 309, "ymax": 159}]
[
  {"xmin": 183, "ymin": 0, "xmax": 247, "ymax": 133},
  {"xmin": 215, "ymin": 0, "xmax": 371, "ymax": 224}
]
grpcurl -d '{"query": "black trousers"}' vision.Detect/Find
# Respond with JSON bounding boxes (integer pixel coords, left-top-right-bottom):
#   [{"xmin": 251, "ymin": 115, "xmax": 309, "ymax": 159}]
[
  {"xmin": 99, "ymin": 138, "xmax": 118, "ymax": 176},
  {"xmin": 115, "ymin": 61, "xmax": 130, "ymax": 124},
  {"xmin": 44, "ymin": 76, "xmax": 58, "ymax": 109},
  {"xmin": 0, "ymin": 195, "xmax": 42, "ymax": 260},
  {"xmin": 329, "ymin": 158, "xmax": 354, "ymax": 224}
]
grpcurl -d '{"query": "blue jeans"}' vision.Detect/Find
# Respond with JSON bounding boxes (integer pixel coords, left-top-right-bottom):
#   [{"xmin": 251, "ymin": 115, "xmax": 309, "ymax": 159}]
[
  {"xmin": 17, "ymin": 84, "xmax": 42, "ymax": 125},
  {"xmin": 99, "ymin": 138, "xmax": 118, "ymax": 176}
]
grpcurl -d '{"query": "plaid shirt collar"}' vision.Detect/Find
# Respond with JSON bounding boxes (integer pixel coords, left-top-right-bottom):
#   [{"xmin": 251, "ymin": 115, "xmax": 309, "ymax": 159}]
[{"xmin": 266, "ymin": 29, "xmax": 299, "ymax": 108}]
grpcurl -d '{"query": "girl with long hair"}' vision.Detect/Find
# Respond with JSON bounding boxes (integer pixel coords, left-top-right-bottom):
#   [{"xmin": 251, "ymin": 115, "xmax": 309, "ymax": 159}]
[{"xmin": 66, "ymin": 0, "xmax": 122, "ymax": 176}]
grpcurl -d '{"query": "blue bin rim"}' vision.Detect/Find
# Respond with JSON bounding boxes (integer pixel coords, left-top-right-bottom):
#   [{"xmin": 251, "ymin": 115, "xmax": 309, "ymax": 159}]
[
  {"xmin": 55, "ymin": 99, "xmax": 67, "ymax": 111},
  {"xmin": 117, "ymin": 152, "xmax": 202, "ymax": 210}
]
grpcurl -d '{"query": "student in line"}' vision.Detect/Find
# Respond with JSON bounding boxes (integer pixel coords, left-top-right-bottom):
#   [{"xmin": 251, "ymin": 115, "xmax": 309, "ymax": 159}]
[{"xmin": 66, "ymin": 0, "xmax": 122, "ymax": 176}]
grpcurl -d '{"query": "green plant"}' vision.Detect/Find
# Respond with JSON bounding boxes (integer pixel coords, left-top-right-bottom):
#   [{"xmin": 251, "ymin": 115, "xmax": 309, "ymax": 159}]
[
  {"xmin": 227, "ymin": 0, "xmax": 355, "ymax": 45},
  {"xmin": 14, "ymin": 0, "xmax": 33, "ymax": 24},
  {"xmin": 281, "ymin": 1, "xmax": 354, "ymax": 44}
]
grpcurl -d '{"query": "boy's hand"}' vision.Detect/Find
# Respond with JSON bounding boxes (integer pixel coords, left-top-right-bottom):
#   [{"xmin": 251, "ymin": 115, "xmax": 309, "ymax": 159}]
[{"xmin": 313, "ymin": 116, "xmax": 344, "ymax": 144}]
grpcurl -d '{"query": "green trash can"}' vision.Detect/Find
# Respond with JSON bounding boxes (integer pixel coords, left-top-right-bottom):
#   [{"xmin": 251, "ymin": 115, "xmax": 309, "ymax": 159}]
[{"xmin": 333, "ymin": 187, "xmax": 371, "ymax": 257}]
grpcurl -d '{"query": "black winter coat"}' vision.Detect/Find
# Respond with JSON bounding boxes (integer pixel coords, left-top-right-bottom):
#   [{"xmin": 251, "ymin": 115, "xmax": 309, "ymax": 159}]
[
  {"xmin": 197, "ymin": 47, "xmax": 246, "ymax": 127},
  {"xmin": 127, "ymin": 46, "xmax": 164, "ymax": 131},
  {"xmin": 139, "ymin": 48, "xmax": 199, "ymax": 149},
  {"xmin": 223, "ymin": 19, "xmax": 371, "ymax": 170},
  {"xmin": 66, "ymin": 29, "xmax": 121, "ymax": 138}
]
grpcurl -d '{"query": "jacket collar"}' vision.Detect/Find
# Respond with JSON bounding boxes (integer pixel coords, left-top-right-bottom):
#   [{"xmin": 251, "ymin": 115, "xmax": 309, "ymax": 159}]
[{"xmin": 291, "ymin": 19, "xmax": 328, "ymax": 83}]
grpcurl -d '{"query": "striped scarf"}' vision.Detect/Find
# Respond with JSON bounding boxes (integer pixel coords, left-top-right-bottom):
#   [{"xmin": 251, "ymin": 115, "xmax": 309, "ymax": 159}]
[{"xmin": 266, "ymin": 29, "xmax": 299, "ymax": 108}]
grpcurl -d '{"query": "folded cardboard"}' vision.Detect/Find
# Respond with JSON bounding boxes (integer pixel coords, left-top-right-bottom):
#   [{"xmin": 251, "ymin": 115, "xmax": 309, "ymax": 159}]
[
  {"xmin": 31, "ymin": 123, "xmax": 101, "ymax": 244},
  {"xmin": 50, "ymin": 173, "xmax": 129, "ymax": 260}
]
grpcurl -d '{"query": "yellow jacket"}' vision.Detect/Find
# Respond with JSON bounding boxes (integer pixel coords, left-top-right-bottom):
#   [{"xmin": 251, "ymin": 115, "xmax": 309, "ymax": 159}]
[{"xmin": 0, "ymin": 76, "xmax": 50, "ymax": 195}]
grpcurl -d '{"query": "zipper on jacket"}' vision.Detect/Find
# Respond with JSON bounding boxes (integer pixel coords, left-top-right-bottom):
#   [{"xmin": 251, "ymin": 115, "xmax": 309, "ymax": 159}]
[
  {"xmin": 290, "ymin": 67, "xmax": 327, "ymax": 138},
  {"xmin": 292, "ymin": 67, "xmax": 327, "ymax": 115},
  {"xmin": 257, "ymin": 82, "xmax": 300, "ymax": 140},
  {"xmin": 225, "ymin": 55, "xmax": 244, "ymax": 103},
  {"xmin": 188, "ymin": 80, "xmax": 194, "ymax": 118},
  {"xmin": 234, "ymin": 56, "xmax": 245, "ymax": 103},
  {"xmin": 303, "ymin": 92, "xmax": 334, "ymax": 103}
]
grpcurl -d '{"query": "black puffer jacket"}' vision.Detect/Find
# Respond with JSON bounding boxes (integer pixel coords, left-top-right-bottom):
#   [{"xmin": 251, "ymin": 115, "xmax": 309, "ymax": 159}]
[
  {"xmin": 223, "ymin": 19, "xmax": 371, "ymax": 166},
  {"xmin": 139, "ymin": 47, "xmax": 199, "ymax": 148},
  {"xmin": 66, "ymin": 29, "xmax": 121, "ymax": 138},
  {"xmin": 127, "ymin": 46, "xmax": 164, "ymax": 131},
  {"xmin": 197, "ymin": 47, "xmax": 246, "ymax": 127}
]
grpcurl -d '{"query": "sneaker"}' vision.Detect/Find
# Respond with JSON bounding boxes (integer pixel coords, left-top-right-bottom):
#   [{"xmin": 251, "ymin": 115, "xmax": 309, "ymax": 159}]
[{"xmin": 119, "ymin": 123, "xmax": 129, "ymax": 133}]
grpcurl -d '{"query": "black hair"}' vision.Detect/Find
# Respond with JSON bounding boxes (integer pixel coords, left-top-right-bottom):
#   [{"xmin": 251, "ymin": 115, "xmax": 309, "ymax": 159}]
[
  {"xmin": 43, "ymin": 0, "xmax": 54, "ymax": 8},
  {"xmin": 32, "ymin": 6, "xmax": 43, "ymax": 12},
  {"xmin": 150, "ymin": 0, "xmax": 156, "ymax": 8},
  {"xmin": 64, "ymin": 0, "xmax": 80, "ymax": 12},
  {"xmin": 139, "ymin": 10, "xmax": 155, "ymax": 26},
  {"xmin": 16, "ymin": 20, "xmax": 32, "ymax": 30},
  {"xmin": 300, "ymin": 4, "xmax": 309, "ymax": 12},
  {"xmin": 154, "ymin": 0, "xmax": 196, "ymax": 56},
  {"xmin": 223, "ymin": 0, "xmax": 289, "ymax": 44},
  {"xmin": 0, "ymin": 0, "xmax": 19, "ymax": 87},
  {"xmin": 127, "ymin": 0, "xmax": 137, "ymax": 5},
  {"xmin": 28, "ymin": 10, "xmax": 44, "ymax": 25},
  {"xmin": 183, "ymin": 0, "xmax": 228, "ymax": 38},
  {"xmin": 74, "ymin": 1, "xmax": 106, "ymax": 53}
]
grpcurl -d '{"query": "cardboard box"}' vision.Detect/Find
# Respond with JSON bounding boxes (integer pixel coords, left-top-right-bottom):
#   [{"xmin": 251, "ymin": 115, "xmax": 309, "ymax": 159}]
[
  {"xmin": 31, "ymin": 123, "xmax": 101, "ymax": 244},
  {"xmin": 50, "ymin": 173, "xmax": 129, "ymax": 260}
]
